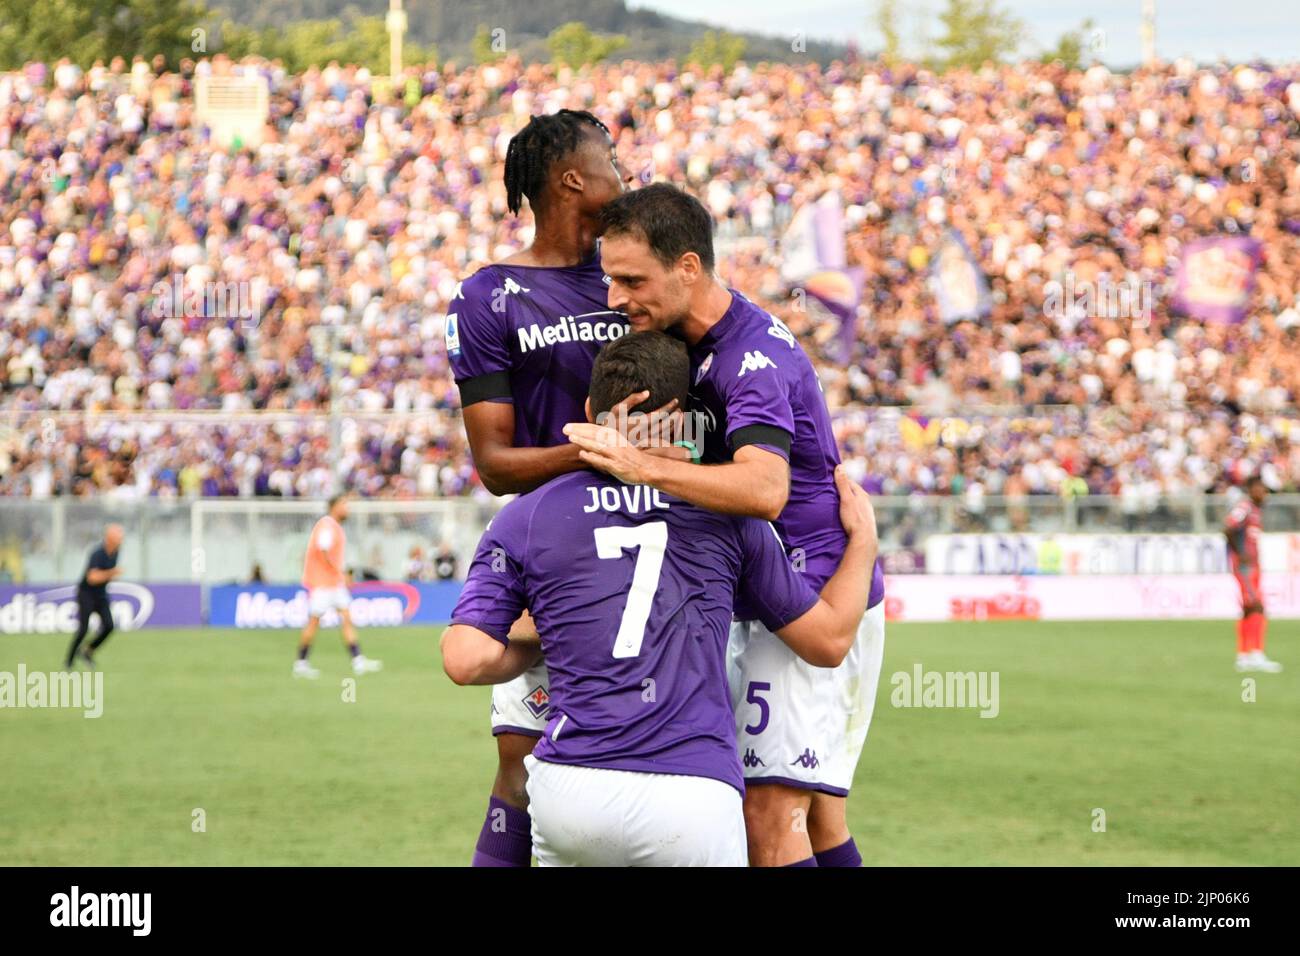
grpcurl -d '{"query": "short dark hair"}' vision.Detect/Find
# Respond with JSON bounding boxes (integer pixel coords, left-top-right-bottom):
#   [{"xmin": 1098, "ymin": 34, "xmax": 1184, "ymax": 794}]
[
  {"xmin": 599, "ymin": 183, "xmax": 716, "ymax": 272},
  {"xmin": 588, "ymin": 331, "xmax": 689, "ymax": 418},
  {"xmin": 1246, "ymin": 473, "xmax": 1267, "ymax": 489},
  {"xmin": 503, "ymin": 110, "xmax": 611, "ymax": 215},
  {"xmin": 327, "ymin": 492, "xmax": 349, "ymax": 512}
]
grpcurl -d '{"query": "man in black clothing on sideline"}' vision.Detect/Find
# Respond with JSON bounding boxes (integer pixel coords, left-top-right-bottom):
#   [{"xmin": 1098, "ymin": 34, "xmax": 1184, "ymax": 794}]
[{"xmin": 65, "ymin": 524, "xmax": 125, "ymax": 669}]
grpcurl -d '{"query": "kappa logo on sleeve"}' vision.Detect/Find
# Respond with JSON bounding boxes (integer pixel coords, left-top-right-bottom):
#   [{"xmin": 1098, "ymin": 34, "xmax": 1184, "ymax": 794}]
[{"xmin": 738, "ymin": 350, "xmax": 777, "ymax": 377}]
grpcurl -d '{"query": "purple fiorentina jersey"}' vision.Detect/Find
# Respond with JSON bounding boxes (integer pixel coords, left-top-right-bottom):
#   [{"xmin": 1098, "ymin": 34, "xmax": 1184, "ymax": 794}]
[
  {"xmin": 688, "ymin": 289, "xmax": 886, "ymax": 608},
  {"xmin": 450, "ymin": 471, "xmax": 819, "ymax": 793},
  {"xmin": 445, "ymin": 250, "xmax": 628, "ymax": 448}
]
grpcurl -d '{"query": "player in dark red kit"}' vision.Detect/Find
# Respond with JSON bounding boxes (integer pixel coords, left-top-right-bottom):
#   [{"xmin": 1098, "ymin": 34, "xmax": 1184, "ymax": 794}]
[
  {"xmin": 1224, "ymin": 475, "xmax": 1282, "ymax": 673},
  {"xmin": 447, "ymin": 109, "xmax": 640, "ymax": 867}
]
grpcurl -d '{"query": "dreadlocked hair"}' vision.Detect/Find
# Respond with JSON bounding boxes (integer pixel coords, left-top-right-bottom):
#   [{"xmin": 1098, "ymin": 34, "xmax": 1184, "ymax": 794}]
[{"xmin": 503, "ymin": 110, "xmax": 611, "ymax": 216}]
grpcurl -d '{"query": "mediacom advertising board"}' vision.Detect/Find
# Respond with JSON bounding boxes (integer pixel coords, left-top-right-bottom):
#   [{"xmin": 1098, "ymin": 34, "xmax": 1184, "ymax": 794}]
[
  {"xmin": 208, "ymin": 581, "xmax": 463, "ymax": 629},
  {"xmin": 0, "ymin": 583, "xmax": 203, "ymax": 634}
]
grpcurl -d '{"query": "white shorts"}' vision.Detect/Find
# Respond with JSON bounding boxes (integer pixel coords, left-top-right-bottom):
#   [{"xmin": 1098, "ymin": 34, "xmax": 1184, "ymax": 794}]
[
  {"xmin": 524, "ymin": 755, "xmax": 747, "ymax": 867},
  {"xmin": 307, "ymin": 586, "xmax": 352, "ymax": 619},
  {"xmin": 727, "ymin": 601, "xmax": 886, "ymax": 795},
  {"xmin": 491, "ymin": 661, "xmax": 552, "ymax": 737}
]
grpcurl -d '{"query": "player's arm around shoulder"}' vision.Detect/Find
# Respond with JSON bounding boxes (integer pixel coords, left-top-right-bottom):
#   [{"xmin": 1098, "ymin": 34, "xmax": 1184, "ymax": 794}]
[
  {"xmin": 442, "ymin": 601, "xmax": 543, "ymax": 686},
  {"xmin": 441, "ymin": 623, "xmax": 542, "ymax": 686},
  {"xmin": 441, "ymin": 495, "xmax": 542, "ymax": 685},
  {"xmin": 773, "ymin": 467, "xmax": 878, "ymax": 667},
  {"xmin": 563, "ymin": 423, "xmax": 791, "ymax": 521}
]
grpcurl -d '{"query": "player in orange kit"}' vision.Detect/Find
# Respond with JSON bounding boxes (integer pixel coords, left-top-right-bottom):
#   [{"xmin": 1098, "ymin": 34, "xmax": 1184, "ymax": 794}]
[
  {"xmin": 294, "ymin": 493, "xmax": 383, "ymax": 678},
  {"xmin": 1224, "ymin": 475, "xmax": 1282, "ymax": 673}
]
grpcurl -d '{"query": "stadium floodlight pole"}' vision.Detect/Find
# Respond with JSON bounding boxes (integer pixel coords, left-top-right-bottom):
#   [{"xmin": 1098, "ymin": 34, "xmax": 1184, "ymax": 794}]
[
  {"xmin": 328, "ymin": 317, "xmax": 348, "ymax": 497},
  {"xmin": 1140, "ymin": 0, "xmax": 1157, "ymax": 67},
  {"xmin": 309, "ymin": 321, "xmax": 343, "ymax": 497},
  {"xmin": 386, "ymin": 0, "xmax": 407, "ymax": 81}
]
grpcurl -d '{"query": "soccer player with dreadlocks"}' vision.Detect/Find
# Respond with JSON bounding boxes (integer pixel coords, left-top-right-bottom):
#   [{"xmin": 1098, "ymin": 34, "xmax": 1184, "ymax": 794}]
[{"xmin": 446, "ymin": 109, "xmax": 640, "ymax": 866}]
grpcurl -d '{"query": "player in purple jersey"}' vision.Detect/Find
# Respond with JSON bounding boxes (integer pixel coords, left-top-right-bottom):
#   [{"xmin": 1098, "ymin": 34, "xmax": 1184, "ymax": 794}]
[
  {"xmin": 448, "ymin": 109, "xmax": 639, "ymax": 868},
  {"xmin": 442, "ymin": 332, "xmax": 878, "ymax": 866},
  {"xmin": 566, "ymin": 183, "xmax": 888, "ymax": 867}
]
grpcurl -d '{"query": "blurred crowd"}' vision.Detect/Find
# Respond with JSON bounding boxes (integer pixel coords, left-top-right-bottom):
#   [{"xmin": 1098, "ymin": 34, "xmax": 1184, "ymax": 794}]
[{"xmin": 2, "ymin": 52, "xmax": 1300, "ymax": 501}]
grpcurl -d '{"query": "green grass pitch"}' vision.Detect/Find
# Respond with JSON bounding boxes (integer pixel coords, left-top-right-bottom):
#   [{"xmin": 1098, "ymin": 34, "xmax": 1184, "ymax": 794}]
[{"xmin": 1, "ymin": 620, "xmax": 1295, "ymax": 865}]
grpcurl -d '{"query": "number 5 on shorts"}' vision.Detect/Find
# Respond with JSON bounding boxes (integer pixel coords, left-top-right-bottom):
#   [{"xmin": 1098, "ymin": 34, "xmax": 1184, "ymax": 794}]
[
  {"xmin": 744, "ymin": 681, "xmax": 771, "ymax": 735},
  {"xmin": 593, "ymin": 521, "xmax": 667, "ymax": 659}
]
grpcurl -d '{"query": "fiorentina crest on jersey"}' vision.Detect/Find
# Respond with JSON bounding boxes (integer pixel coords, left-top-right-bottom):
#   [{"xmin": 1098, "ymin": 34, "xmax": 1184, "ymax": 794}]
[
  {"xmin": 695, "ymin": 352, "xmax": 714, "ymax": 384},
  {"xmin": 522, "ymin": 685, "xmax": 551, "ymax": 719}
]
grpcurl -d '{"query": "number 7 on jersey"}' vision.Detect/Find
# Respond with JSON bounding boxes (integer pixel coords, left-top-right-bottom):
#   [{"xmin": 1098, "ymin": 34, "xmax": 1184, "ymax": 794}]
[{"xmin": 593, "ymin": 521, "xmax": 668, "ymax": 659}]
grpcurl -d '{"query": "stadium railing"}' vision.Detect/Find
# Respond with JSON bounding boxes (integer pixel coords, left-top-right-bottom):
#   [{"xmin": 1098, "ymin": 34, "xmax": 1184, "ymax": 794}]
[
  {"xmin": 2, "ymin": 493, "xmax": 1298, "ymax": 585},
  {"xmin": 0, "ymin": 496, "xmax": 496, "ymax": 586}
]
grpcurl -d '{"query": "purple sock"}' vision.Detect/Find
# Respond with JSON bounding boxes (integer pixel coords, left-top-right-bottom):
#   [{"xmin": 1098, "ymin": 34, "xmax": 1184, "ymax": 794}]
[
  {"xmin": 783, "ymin": 856, "xmax": 819, "ymax": 867},
  {"xmin": 471, "ymin": 796, "xmax": 533, "ymax": 867},
  {"xmin": 348, "ymin": 644, "xmax": 361, "ymax": 658},
  {"xmin": 814, "ymin": 837, "xmax": 862, "ymax": 868}
]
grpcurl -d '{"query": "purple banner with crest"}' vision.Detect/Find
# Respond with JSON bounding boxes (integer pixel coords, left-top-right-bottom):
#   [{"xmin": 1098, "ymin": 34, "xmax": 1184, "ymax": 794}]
[{"xmin": 1172, "ymin": 236, "xmax": 1263, "ymax": 324}]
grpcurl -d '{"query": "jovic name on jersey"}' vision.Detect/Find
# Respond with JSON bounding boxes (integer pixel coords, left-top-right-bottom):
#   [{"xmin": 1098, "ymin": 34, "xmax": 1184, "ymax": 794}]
[
  {"xmin": 446, "ymin": 252, "xmax": 629, "ymax": 447},
  {"xmin": 449, "ymin": 471, "xmax": 824, "ymax": 794},
  {"xmin": 688, "ymin": 289, "xmax": 886, "ymax": 610}
]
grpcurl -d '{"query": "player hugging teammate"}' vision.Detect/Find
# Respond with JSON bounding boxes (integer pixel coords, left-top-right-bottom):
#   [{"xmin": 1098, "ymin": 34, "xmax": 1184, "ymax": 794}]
[
  {"xmin": 445, "ymin": 113, "xmax": 887, "ymax": 866},
  {"xmin": 446, "ymin": 109, "xmax": 637, "ymax": 867},
  {"xmin": 444, "ymin": 331, "xmax": 877, "ymax": 865}
]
